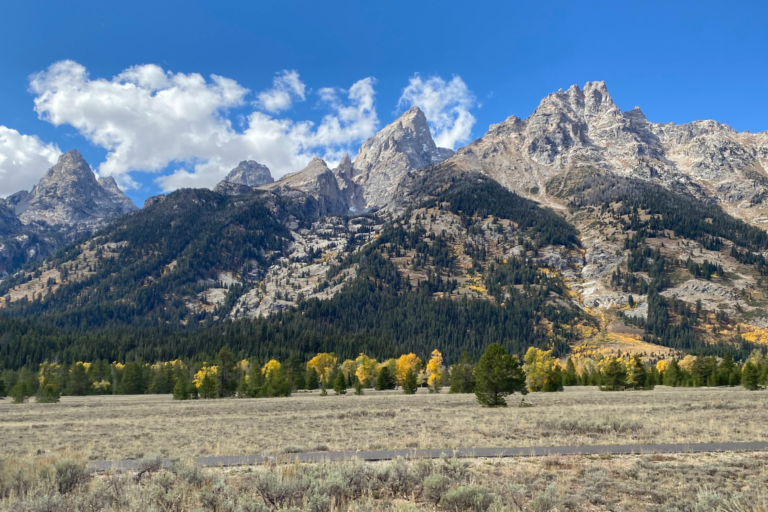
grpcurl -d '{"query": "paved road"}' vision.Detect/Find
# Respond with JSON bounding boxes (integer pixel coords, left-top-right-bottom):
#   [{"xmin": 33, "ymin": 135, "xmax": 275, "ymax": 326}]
[{"xmin": 87, "ymin": 441, "xmax": 768, "ymax": 472}]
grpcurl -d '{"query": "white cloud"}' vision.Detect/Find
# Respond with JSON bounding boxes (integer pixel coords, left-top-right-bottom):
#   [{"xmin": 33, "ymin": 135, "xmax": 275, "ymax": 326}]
[
  {"xmin": 0, "ymin": 126, "xmax": 61, "ymax": 197},
  {"xmin": 397, "ymin": 74, "xmax": 476, "ymax": 150},
  {"xmin": 29, "ymin": 61, "xmax": 379, "ymax": 191},
  {"xmin": 255, "ymin": 70, "xmax": 307, "ymax": 113}
]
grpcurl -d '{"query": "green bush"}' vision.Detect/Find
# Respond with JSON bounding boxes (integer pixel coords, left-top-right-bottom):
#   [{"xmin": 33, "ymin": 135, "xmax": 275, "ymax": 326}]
[
  {"xmin": 55, "ymin": 459, "xmax": 89, "ymax": 494},
  {"xmin": 423, "ymin": 474, "xmax": 450, "ymax": 505},
  {"xmin": 440, "ymin": 485, "xmax": 494, "ymax": 512}
]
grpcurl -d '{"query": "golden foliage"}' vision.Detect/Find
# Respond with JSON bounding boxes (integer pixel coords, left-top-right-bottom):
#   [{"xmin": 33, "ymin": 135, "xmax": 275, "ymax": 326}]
[
  {"xmin": 425, "ymin": 349, "xmax": 444, "ymax": 388},
  {"xmin": 354, "ymin": 354, "xmax": 377, "ymax": 386},
  {"xmin": 261, "ymin": 360, "xmax": 281, "ymax": 379},
  {"xmin": 395, "ymin": 353, "xmax": 422, "ymax": 385},
  {"xmin": 307, "ymin": 353, "xmax": 338, "ymax": 384},
  {"xmin": 193, "ymin": 364, "xmax": 218, "ymax": 389}
]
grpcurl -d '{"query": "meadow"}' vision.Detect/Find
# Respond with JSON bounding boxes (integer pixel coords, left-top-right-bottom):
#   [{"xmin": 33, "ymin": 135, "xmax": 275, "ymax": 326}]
[{"xmin": 1, "ymin": 386, "xmax": 766, "ymax": 462}]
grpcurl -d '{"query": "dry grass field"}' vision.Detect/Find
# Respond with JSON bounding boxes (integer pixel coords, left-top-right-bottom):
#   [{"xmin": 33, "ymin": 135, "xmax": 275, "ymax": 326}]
[
  {"xmin": 2, "ymin": 386, "xmax": 767, "ymax": 462},
  {"xmin": 2, "ymin": 448, "xmax": 768, "ymax": 511}
]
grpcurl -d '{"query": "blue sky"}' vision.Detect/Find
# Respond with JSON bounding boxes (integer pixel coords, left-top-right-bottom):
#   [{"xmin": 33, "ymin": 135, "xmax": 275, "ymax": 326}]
[{"xmin": 1, "ymin": 0, "xmax": 766, "ymax": 206}]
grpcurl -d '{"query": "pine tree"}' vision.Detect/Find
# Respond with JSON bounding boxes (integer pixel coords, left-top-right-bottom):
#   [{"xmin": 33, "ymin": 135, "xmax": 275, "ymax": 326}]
[
  {"xmin": 200, "ymin": 373, "xmax": 217, "ymax": 399},
  {"xmin": 333, "ymin": 369, "xmax": 347, "ymax": 395},
  {"xmin": 10, "ymin": 382, "xmax": 30, "ymax": 404},
  {"xmin": 248, "ymin": 359, "xmax": 266, "ymax": 397},
  {"xmin": 36, "ymin": 382, "xmax": 60, "ymax": 403},
  {"xmin": 354, "ymin": 376, "xmax": 364, "ymax": 395},
  {"xmin": 173, "ymin": 377, "xmax": 190, "ymax": 400},
  {"xmin": 0, "ymin": 379, "xmax": 5, "ymax": 398},
  {"xmin": 663, "ymin": 360, "xmax": 681, "ymax": 387},
  {"xmin": 625, "ymin": 355, "xmax": 647, "ymax": 390},
  {"xmin": 601, "ymin": 358, "xmax": 627, "ymax": 391},
  {"xmin": 473, "ymin": 343, "xmax": 526, "ymax": 407},
  {"xmin": 448, "ymin": 353, "xmax": 475, "ymax": 393},
  {"xmin": 305, "ymin": 368, "xmax": 319, "ymax": 390},
  {"xmin": 563, "ymin": 358, "xmax": 578, "ymax": 386},
  {"xmin": 215, "ymin": 347, "xmax": 237, "ymax": 398},
  {"xmin": 402, "ymin": 369, "xmax": 418, "ymax": 394},
  {"xmin": 375, "ymin": 366, "xmax": 396, "ymax": 390},
  {"xmin": 742, "ymin": 362, "xmax": 760, "ymax": 391}
]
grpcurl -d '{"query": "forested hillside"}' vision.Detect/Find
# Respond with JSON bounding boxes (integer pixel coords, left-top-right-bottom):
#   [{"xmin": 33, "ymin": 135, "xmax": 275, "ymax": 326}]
[{"xmin": 0, "ymin": 177, "xmax": 592, "ymax": 369}]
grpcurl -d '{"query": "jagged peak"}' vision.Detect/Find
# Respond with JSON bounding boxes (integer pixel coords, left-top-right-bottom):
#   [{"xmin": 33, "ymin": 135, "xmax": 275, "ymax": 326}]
[
  {"xmin": 45, "ymin": 149, "xmax": 94, "ymax": 179},
  {"xmin": 224, "ymin": 160, "xmax": 273, "ymax": 186}
]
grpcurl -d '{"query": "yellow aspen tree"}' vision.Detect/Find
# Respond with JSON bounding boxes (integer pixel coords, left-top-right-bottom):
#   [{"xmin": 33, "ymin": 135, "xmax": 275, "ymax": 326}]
[
  {"xmin": 307, "ymin": 353, "xmax": 338, "ymax": 385},
  {"xmin": 193, "ymin": 364, "xmax": 218, "ymax": 388},
  {"xmin": 426, "ymin": 349, "xmax": 444, "ymax": 391},
  {"xmin": 261, "ymin": 359, "xmax": 282, "ymax": 379},
  {"xmin": 341, "ymin": 359, "xmax": 357, "ymax": 383},
  {"xmin": 396, "ymin": 353, "xmax": 422, "ymax": 385},
  {"xmin": 354, "ymin": 354, "xmax": 377, "ymax": 387}
]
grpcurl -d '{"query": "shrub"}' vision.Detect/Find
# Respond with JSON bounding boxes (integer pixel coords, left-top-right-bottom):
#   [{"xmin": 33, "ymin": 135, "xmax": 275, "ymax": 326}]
[
  {"xmin": 440, "ymin": 485, "xmax": 494, "ymax": 512},
  {"xmin": 423, "ymin": 474, "xmax": 450, "ymax": 505},
  {"xmin": 55, "ymin": 459, "xmax": 89, "ymax": 494},
  {"xmin": 253, "ymin": 472, "xmax": 310, "ymax": 508}
]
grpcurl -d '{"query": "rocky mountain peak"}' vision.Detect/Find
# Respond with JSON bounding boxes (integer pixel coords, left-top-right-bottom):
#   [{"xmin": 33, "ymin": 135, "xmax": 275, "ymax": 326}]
[
  {"xmin": 350, "ymin": 106, "xmax": 454, "ymax": 208},
  {"xmin": 262, "ymin": 157, "xmax": 347, "ymax": 216},
  {"xmin": 98, "ymin": 176, "xmax": 139, "ymax": 213},
  {"xmin": 10, "ymin": 149, "xmax": 136, "ymax": 226},
  {"xmin": 224, "ymin": 160, "xmax": 274, "ymax": 187}
]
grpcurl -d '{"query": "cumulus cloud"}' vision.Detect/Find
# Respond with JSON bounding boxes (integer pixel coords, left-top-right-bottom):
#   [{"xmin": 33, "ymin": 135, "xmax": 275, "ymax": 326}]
[
  {"xmin": 29, "ymin": 61, "xmax": 379, "ymax": 191},
  {"xmin": 397, "ymin": 74, "xmax": 476, "ymax": 150},
  {"xmin": 0, "ymin": 126, "xmax": 61, "ymax": 197},
  {"xmin": 255, "ymin": 70, "xmax": 307, "ymax": 113}
]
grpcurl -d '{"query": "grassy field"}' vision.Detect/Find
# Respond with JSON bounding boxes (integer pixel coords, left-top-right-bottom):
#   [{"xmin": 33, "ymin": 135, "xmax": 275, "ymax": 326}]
[
  {"xmin": 2, "ymin": 449, "xmax": 767, "ymax": 511},
  {"xmin": 1, "ymin": 386, "xmax": 767, "ymax": 462}
]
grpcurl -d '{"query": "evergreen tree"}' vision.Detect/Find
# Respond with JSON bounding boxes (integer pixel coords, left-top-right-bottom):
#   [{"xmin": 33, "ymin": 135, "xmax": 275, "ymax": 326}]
[
  {"xmin": 305, "ymin": 368, "xmax": 319, "ymax": 391},
  {"xmin": 625, "ymin": 355, "xmax": 647, "ymax": 390},
  {"xmin": 200, "ymin": 373, "xmax": 217, "ymax": 398},
  {"xmin": 742, "ymin": 362, "xmax": 760, "ymax": 391},
  {"xmin": 563, "ymin": 358, "xmax": 578, "ymax": 386},
  {"xmin": 248, "ymin": 359, "xmax": 266, "ymax": 397},
  {"xmin": 122, "ymin": 362, "xmax": 146, "ymax": 395},
  {"xmin": 601, "ymin": 358, "xmax": 627, "ymax": 391},
  {"xmin": 173, "ymin": 377, "xmax": 190, "ymax": 400},
  {"xmin": 473, "ymin": 343, "xmax": 526, "ymax": 407},
  {"xmin": 10, "ymin": 382, "xmax": 30, "ymax": 404},
  {"xmin": 0, "ymin": 378, "xmax": 5, "ymax": 398},
  {"xmin": 333, "ymin": 369, "xmax": 347, "ymax": 395},
  {"xmin": 402, "ymin": 369, "xmax": 418, "ymax": 394},
  {"xmin": 215, "ymin": 347, "xmax": 237, "ymax": 398},
  {"xmin": 375, "ymin": 366, "xmax": 396, "ymax": 390},
  {"xmin": 663, "ymin": 360, "xmax": 681, "ymax": 387},
  {"xmin": 354, "ymin": 376, "xmax": 364, "ymax": 395},
  {"xmin": 67, "ymin": 363, "xmax": 91, "ymax": 396},
  {"xmin": 448, "ymin": 353, "xmax": 476, "ymax": 393}
]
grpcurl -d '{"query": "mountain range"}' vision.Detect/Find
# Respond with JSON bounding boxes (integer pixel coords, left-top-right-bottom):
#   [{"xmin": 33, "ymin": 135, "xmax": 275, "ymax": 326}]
[{"xmin": 1, "ymin": 81, "xmax": 767, "ymax": 368}]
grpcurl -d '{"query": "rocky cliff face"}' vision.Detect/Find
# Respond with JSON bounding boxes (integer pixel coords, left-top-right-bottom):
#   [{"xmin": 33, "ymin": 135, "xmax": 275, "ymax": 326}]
[
  {"xmin": 349, "ymin": 106, "xmax": 453, "ymax": 209},
  {"xmin": 261, "ymin": 157, "xmax": 348, "ymax": 216},
  {"xmin": 223, "ymin": 160, "xmax": 274, "ymax": 187},
  {"xmin": 8, "ymin": 150, "xmax": 137, "ymax": 226},
  {"xmin": 98, "ymin": 176, "xmax": 139, "ymax": 215}
]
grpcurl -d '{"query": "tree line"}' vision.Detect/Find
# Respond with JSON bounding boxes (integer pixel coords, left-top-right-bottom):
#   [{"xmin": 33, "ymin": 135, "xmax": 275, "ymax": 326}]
[{"xmin": 4, "ymin": 345, "xmax": 766, "ymax": 407}]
